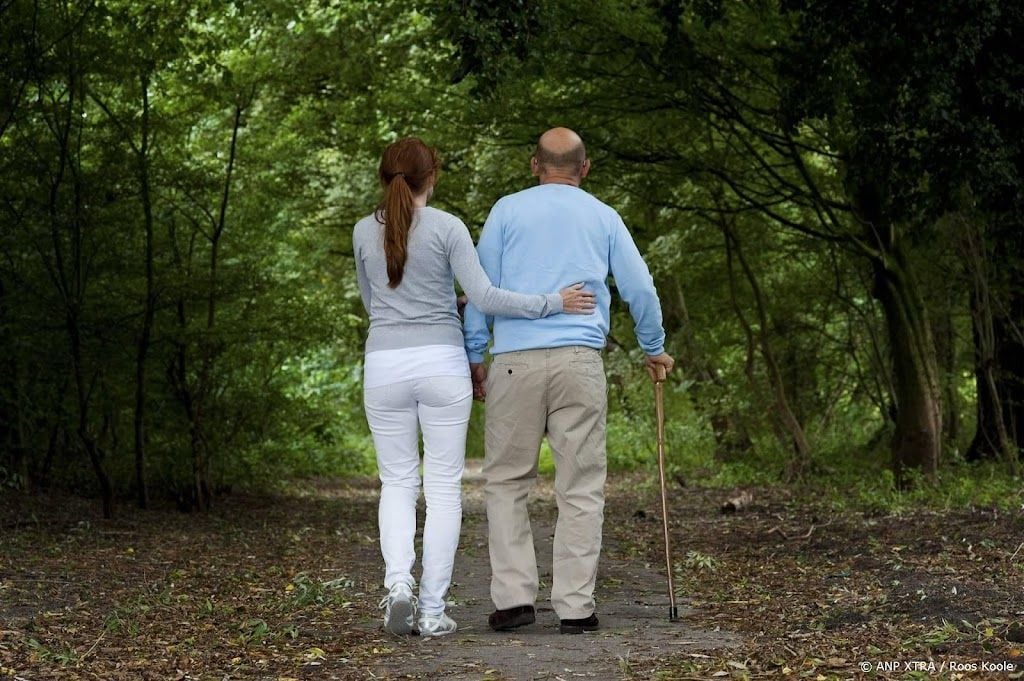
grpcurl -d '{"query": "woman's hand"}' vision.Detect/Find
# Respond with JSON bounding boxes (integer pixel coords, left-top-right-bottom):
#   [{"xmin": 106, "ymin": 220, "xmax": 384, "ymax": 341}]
[{"xmin": 559, "ymin": 283, "xmax": 597, "ymax": 314}]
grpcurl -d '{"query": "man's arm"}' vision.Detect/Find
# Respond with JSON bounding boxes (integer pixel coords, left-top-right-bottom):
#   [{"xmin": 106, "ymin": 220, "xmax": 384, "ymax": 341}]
[
  {"xmin": 463, "ymin": 302, "xmax": 491, "ymax": 364},
  {"xmin": 463, "ymin": 204, "xmax": 504, "ymax": 364},
  {"xmin": 609, "ymin": 217, "xmax": 675, "ymax": 379},
  {"xmin": 464, "ymin": 299, "xmax": 491, "ymax": 400},
  {"xmin": 464, "ymin": 203, "xmax": 507, "ymax": 400}
]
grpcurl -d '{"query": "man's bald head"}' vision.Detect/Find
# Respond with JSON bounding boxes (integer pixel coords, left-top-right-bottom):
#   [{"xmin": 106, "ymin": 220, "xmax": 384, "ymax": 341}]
[{"xmin": 533, "ymin": 127, "xmax": 588, "ymax": 177}]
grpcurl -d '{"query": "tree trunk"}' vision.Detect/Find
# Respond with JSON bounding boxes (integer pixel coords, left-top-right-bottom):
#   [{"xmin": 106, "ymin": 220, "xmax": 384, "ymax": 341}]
[
  {"xmin": 168, "ymin": 100, "xmax": 246, "ymax": 512},
  {"xmin": 870, "ymin": 245, "xmax": 942, "ymax": 486},
  {"xmin": 0, "ymin": 276, "xmax": 27, "ymax": 489},
  {"xmin": 991, "ymin": 224, "xmax": 1024, "ymax": 460},
  {"xmin": 962, "ymin": 219, "xmax": 1017, "ymax": 463},
  {"xmin": 43, "ymin": 50, "xmax": 113, "ymax": 516},
  {"xmin": 168, "ymin": 293, "xmax": 202, "ymax": 511},
  {"xmin": 725, "ymin": 224, "xmax": 812, "ymax": 478},
  {"xmin": 166, "ymin": 207, "xmax": 202, "ymax": 512},
  {"xmin": 995, "ymin": 307, "xmax": 1024, "ymax": 458},
  {"xmin": 68, "ymin": 309, "xmax": 113, "ymax": 518},
  {"xmin": 193, "ymin": 100, "xmax": 243, "ymax": 511},
  {"xmin": 36, "ymin": 374, "xmax": 70, "ymax": 490},
  {"xmin": 966, "ymin": 283, "xmax": 1013, "ymax": 462},
  {"xmin": 932, "ymin": 301, "xmax": 960, "ymax": 448},
  {"xmin": 991, "ymin": 246, "xmax": 1024, "ymax": 458},
  {"xmin": 40, "ymin": 424, "xmax": 61, "ymax": 490},
  {"xmin": 132, "ymin": 71, "xmax": 154, "ymax": 509},
  {"xmin": 725, "ymin": 230, "xmax": 791, "ymax": 452}
]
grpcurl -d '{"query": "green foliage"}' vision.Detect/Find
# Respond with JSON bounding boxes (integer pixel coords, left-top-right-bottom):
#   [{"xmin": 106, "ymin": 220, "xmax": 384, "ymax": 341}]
[
  {"xmin": 237, "ymin": 617, "xmax": 270, "ymax": 646},
  {"xmin": 25, "ymin": 639, "xmax": 78, "ymax": 666},
  {"xmin": 780, "ymin": 0, "xmax": 1024, "ymax": 222},
  {"xmin": 682, "ymin": 550, "xmax": 719, "ymax": 573},
  {"xmin": 0, "ymin": 0, "xmax": 398, "ymax": 502},
  {"xmin": 835, "ymin": 462, "xmax": 1024, "ymax": 514},
  {"xmin": 283, "ymin": 572, "xmax": 354, "ymax": 609},
  {"xmin": 432, "ymin": 0, "xmax": 546, "ymax": 92},
  {"xmin": 604, "ymin": 353, "xmax": 718, "ymax": 474},
  {"xmin": 1, "ymin": 0, "xmax": 1022, "ymax": 510}
]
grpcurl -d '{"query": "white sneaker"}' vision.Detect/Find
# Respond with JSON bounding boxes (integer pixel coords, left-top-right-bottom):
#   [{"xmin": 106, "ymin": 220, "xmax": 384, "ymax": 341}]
[
  {"xmin": 418, "ymin": 611, "xmax": 457, "ymax": 638},
  {"xmin": 378, "ymin": 583, "xmax": 416, "ymax": 635}
]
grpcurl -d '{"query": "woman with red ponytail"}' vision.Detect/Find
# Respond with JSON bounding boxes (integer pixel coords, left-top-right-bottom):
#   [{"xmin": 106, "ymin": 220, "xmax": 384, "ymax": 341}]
[{"xmin": 353, "ymin": 137, "xmax": 594, "ymax": 637}]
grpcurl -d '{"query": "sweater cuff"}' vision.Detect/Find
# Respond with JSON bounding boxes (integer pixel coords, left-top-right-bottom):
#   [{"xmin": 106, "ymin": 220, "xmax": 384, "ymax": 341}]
[{"xmin": 546, "ymin": 293, "xmax": 563, "ymax": 315}]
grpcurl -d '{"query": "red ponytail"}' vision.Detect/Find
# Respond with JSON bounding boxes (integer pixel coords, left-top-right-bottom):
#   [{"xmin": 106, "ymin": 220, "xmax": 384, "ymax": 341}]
[{"xmin": 374, "ymin": 138, "xmax": 439, "ymax": 288}]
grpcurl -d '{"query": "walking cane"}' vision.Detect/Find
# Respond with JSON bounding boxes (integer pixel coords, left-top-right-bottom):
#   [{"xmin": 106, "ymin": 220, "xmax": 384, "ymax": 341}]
[{"xmin": 654, "ymin": 365, "xmax": 678, "ymax": 622}]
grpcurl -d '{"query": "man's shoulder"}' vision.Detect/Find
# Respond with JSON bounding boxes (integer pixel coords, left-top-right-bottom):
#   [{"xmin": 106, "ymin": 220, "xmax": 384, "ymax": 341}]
[
  {"xmin": 581, "ymin": 191, "xmax": 622, "ymax": 220},
  {"xmin": 496, "ymin": 184, "xmax": 565, "ymax": 207},
  {"xmin": 490, "ymin": 188, "xmax": 528, "ymax": 211},
  {"xmin": 500, "ymin": 184, "xmax": 618, "ymax": 213}
]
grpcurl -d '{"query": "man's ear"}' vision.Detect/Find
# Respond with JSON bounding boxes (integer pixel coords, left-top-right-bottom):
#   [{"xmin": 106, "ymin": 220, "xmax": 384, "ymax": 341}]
[
  {"xmin": 531, "ymin": 156, "xmax": 541, "ymax": 177},
  {"xmin": 580, "ymin": 158, "xmax": 591, "ymax": 178}
]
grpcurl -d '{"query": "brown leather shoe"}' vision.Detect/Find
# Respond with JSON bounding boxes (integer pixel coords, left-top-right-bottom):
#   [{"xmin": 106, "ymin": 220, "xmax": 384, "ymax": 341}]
[
  {"xmin": 559, "ymin": 613, "xmax": 599, "ymax": 634},
  {"xmin": 488, "ymin": 605, "xmax": 536, "ymax": 631}
]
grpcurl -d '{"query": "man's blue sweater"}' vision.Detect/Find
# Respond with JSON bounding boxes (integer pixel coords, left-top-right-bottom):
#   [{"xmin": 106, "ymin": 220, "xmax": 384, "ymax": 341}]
[{"xmin": 464, "ymin": 183, "xmax": 666, "ymax": 363}]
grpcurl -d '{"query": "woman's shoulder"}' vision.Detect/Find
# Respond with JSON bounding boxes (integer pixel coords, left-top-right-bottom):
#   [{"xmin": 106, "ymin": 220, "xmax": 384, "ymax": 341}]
[
  {"xmin": 419, "ymin": 206, "xmax": 467, "ymax": 232},
  {"xmin": 353, "ymin": 213, "xmax": 381, "ymax": 239},
  {"xmin": 354, "ymin": 212, "xmax": 381, "ymax": 228}
]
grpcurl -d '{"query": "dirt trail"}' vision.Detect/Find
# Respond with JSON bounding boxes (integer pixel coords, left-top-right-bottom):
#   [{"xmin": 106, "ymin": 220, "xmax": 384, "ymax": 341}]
[
  {"xmin": 368, "ymin": 460, "xmax": 740, "ymax": 680},
  {"xmin": 5, "ymin": 464, "xmax": 1022, "ymax": 680}
]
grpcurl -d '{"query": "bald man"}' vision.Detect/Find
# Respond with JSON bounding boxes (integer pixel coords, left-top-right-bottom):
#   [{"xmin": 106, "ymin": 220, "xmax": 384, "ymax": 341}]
[{"xmin": 464, "ymin": 128, "xmax": 674, "ymax": 634}]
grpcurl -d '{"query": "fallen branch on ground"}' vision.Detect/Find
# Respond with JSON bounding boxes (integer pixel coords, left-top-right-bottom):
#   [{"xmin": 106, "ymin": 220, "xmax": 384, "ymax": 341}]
[
  {"xmin": 721, "ymin": 490, "xmax": 753, "ymax": 514},
  {"xmin": 765, "ymin": 517, "xmax": 835, "ymax": 541}
]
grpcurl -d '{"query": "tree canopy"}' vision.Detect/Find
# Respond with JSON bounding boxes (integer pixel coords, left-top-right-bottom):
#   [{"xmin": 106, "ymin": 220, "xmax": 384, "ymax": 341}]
[{"xmin": 1, "ymin": 0, "xmax": 1022, "ymax": 514}]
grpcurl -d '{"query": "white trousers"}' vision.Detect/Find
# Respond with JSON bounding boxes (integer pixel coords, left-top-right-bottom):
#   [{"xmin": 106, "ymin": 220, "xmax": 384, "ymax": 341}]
[{"xmin": 364, "ymin": 374, "xmax": 472, "ymax": 615}]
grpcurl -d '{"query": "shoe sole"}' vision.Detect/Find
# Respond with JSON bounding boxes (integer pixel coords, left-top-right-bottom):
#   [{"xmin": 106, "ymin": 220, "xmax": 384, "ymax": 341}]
[
  {"xmin": 419, "ymin": 624, "xmax": 457, "ymax": 638},
  {"xmin": 490, "ymin": 611, "xmax": 536, "ymax": 631},
  {"xmin": 560, "ymin": 622, "xmax": 599, "ymax": 634},
  {"xmin": 559, "ymin": 624, "xmax": 599, "ymax": 634},
  {"xmin": 385, "ymin": 597, "xmax": 415, "ymax": 635}
]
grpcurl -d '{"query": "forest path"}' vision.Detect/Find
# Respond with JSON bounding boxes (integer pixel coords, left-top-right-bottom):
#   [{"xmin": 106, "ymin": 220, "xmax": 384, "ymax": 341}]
[
  {"xmin": 366, "ymin": 460, "xmax": 740, "ymax": 680},
  {"xmin": 7, "ymin": 463, "xmax": 1020, "ymax": 681}
]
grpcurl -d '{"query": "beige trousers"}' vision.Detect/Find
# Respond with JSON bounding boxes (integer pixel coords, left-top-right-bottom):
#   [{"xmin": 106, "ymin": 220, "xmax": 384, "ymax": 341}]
[{"xmin": 483, "ymin": 346, "xmax": 607, "ymax": 620}]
